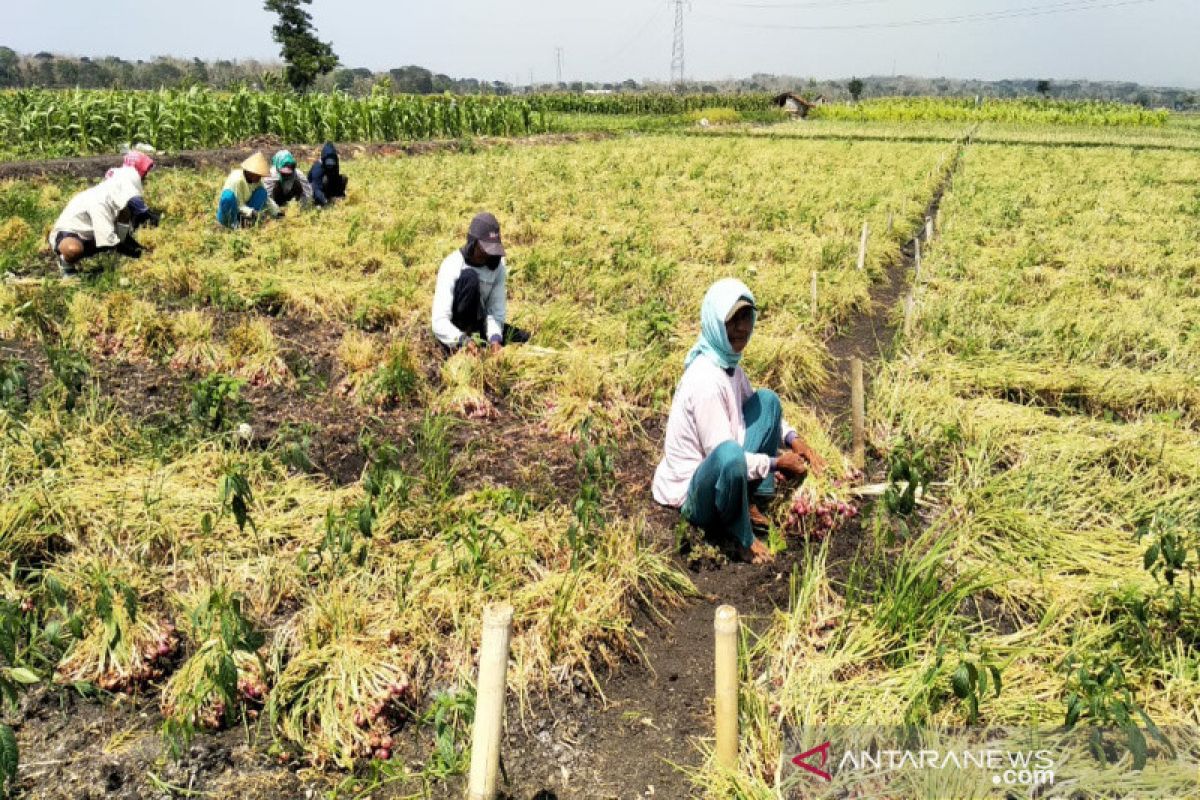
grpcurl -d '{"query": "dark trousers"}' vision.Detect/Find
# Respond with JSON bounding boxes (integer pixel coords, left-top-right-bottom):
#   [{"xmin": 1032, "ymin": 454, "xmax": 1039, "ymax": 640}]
[
  {"xmin": 444, "ymin": 269, "xmax": 529, "ymax": 352},
  {"xmin": 325, "ymin": 174, "xmax": 348, "ymax": 200},
  {"xmin": 54, "ymin": 231, "xmax": 100, "ymax": 260}
]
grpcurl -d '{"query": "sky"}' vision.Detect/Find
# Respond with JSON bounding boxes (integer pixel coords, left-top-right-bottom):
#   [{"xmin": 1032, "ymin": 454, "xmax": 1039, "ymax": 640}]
[{"xmin": 7, "ymin": 0, "xmax": 1199, "ymax": 88}]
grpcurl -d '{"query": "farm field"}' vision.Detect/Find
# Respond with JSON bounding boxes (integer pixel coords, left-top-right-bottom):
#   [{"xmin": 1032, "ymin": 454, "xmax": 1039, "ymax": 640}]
[
  {"xmin": 706, "ymin": 140, "xmax": 1200, "ymax": 796},
  {"xmin": 0, "ymin": 99, "xmax": 1196, "ymax": 798},
  {"xmin": 0, "ymin": 129, "xmax": 958, "ymax": 797}
]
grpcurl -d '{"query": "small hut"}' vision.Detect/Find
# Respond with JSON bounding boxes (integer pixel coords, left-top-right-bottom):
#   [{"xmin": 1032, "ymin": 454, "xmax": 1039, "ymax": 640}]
[{"xmin": 773, "ymin": 92, "xmax": 823, "ymax": 118}]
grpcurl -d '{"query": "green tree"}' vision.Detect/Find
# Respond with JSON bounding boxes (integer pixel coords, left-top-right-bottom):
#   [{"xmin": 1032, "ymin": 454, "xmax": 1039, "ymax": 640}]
[
  {"xmin": 0, "ymin": 47, "xmax": 20, "ymax": 87},
  {"xmin": 1036, "ymin": 79, "xmax": 1051, "ymax": 96},
  {"xmin": 389, "ymin": 65, "xmax": 434, "ymax": 94},
  {"xmin": 848, "ymin": 76, "xmax": 864, "ymax": 102},
  {"xmin": 263, "ymin": 0, "xmax": 338, "ymax": 92}
]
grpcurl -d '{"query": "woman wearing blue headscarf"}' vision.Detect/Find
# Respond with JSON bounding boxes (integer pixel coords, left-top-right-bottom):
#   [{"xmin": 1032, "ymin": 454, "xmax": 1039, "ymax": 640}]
[{"xmin": 652, "ymin": 278, "xmax": 825, "ymax": 563}]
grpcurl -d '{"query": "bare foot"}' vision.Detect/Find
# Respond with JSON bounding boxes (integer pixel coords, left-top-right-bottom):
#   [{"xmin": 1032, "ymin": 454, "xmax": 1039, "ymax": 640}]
[{"xmin": 747, "ymin": 537, "xmax": 775, "ymax": 564}]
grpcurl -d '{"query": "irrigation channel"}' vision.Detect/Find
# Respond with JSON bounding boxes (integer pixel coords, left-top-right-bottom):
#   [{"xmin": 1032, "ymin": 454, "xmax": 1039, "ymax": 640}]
[{"xmin": 481, "ymin": 137, "xmax": 974, "ymax": 799}]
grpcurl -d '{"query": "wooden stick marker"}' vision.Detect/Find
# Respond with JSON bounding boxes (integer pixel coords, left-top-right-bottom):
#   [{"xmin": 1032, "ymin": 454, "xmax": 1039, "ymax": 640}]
[
  {"xmin": 467, "ymin": 604, "xmax": 515, "ymax": 800},
  {"xmin": 925, "ymin": 216, "xmax": 934, "ymax": 242},
  {"xmin": 851, "ymin": 357, "xmax": 865, "ymax": 471},
  {"xmin": 714, "ymin": 605, "xmax": 740, "ymax": 772},
  {"xmin": 857, "ymin": 222, "xmax": 869, "ymax": 271},
  {"xmin": 810, "ymin": 271, "xmax": 818, "ymax": 313},
  {"xmin": 903, "ymin": 293, "xmax": 916, "ymax": 337},
  {"xmin": 914, "ymin": 239, "xmax": 922, "ymax": 282}
]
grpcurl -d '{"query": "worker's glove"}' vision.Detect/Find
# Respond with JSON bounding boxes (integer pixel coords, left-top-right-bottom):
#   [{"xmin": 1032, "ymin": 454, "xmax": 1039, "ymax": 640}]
[
  {"xmin": 238, "ymin": 209, "xmax": 258, "ymax": 228},
  {"xmin": 116, "ymin": 236, "xmax": 144, "ymax": 259},
  {"xmin": 134, "ymin": 208, "xmax": 163, "ymax": 229}
]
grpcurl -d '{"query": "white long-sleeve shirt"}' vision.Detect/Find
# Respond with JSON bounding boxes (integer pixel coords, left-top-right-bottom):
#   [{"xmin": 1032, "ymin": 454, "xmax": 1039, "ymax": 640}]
[
  {"xmin": 652, "ymin": 356, "xmax": 796, "ymax": 508},
  {"xmin": 48, "ymin": 170, "xmax": 143, "ymax": 249},
  {"xmin": 430, "ymin": 249, "xmax": 507, "ymax": 347}
]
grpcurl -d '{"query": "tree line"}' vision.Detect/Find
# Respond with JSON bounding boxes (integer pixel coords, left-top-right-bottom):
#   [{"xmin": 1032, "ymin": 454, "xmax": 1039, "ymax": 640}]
[{"xmin": 0, "ymin": 46, "xmax": 1194, "ymax": 109}]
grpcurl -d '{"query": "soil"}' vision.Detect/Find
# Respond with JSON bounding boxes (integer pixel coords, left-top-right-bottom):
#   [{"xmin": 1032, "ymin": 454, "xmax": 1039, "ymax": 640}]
[
  {"xmin": 0, "ymin": 133, "xmax": 614, "ymax": 182},
  {"xmin": 1, "ymin": 138, "xmax": 970, "ymax": 799},
  {"xmin": 472, "ymin": 143, "xmax": 972, "ymax": 800}
]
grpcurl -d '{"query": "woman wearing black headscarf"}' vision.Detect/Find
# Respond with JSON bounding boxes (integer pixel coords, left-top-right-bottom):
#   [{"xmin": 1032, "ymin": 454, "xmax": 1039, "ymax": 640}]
[{"xmin": 309, "ymin": 143, "xmax": 348, "ymax": 207}]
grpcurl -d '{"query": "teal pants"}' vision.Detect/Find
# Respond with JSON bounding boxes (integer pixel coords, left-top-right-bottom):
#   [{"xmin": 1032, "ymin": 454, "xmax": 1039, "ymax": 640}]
[
  {"xmin": 681, "ymin": 389, "xmax": 783, "ymax": 549},
  {"xmin": 216, "ymin": 186, "xmax": 267, "ymax": 228}
]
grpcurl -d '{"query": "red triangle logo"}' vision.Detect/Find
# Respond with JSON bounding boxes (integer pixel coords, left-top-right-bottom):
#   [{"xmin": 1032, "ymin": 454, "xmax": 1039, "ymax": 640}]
[{"xmin": 792, "ymin": 741, "xmax": 832, "ymax": 781}]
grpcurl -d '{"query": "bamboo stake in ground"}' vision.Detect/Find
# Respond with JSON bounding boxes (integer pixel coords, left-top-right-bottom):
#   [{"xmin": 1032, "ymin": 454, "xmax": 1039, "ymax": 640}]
[
  {"xmin": 925, "ymin": 216, "xmax": 934, "ymax": 242},
  {"xmin": 715, "ymin": 605, "xmax": 739, "ymax": 772},
  {"xmin": 857, "ymin": 222, "xmax": 869, "ymax": 271},
  {"xmin": 903, "ymin": 293, "xmax": 916, "ymax": 337},
  {"xmin": 914, "ymin": 239, "xmax": 922, "ymax": 282},
  {"xmin": 851, "ymin": 357, "xmax": 865, "ymax": 470},
  {"xmin": 467, "ymin": 604, "xmax": 515, "ymax": 800},
  {"xmin": 810, "ymin": 271, "xmax": 818, "ymax": 313}
]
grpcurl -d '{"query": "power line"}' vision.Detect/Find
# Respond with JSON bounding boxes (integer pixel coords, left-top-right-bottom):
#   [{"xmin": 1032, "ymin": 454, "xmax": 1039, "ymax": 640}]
[
  {"xmin": 697, "ymin": 0, "xmax": 1161, "ymax": 30},
  {"xmin": 595, "ymin": 4, "xmax": 670, "ymax": 69},
  {"xmin": 732, "ymin": 0, "xmax": 889, "ymax": 8}
]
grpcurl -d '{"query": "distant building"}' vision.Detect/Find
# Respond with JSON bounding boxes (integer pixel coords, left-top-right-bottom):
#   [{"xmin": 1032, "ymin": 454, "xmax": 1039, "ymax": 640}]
[{"xmin": 584, "ymin": 89, "xmax": 613, "ymax": 95}]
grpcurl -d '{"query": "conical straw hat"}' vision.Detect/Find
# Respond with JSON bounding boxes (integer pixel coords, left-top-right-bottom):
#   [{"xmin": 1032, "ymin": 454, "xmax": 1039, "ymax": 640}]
[{"xmin": 240, "ymin": 151, "xmax": 270, "ymax": 176}]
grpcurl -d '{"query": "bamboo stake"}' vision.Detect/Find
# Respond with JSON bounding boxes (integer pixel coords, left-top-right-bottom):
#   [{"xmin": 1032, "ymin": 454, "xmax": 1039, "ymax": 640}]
[
  {"xmin": 925, "ymin": 216, "xmax": 934, "ymax": 242},
  {"xmin": 857, "ymin": 222, "xmax": 869, "ymax": 271},
  {"xmin": 714, "ymin": 605, "xmax": 740, "ymax": 772},
  {"xmin": 913, "ymin": 239, "xmax": 922, "ymax": 282},
  {"xmin": 810, "ymin": 271, "xmax": 818, "ymax": 313},
  {"xmin": 851, "ymin": 357, "xmax": 865, "ymax": 471},
  {"xmin": 467, "ymin": 604, "xmax": 514, "ymax": 800},
  {"xmin": 903, "ymin": 293, "xmax": 916, "ymax": 337}
]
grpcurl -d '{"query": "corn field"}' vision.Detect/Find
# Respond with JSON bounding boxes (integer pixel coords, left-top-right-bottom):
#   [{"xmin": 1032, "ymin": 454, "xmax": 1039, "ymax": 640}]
[
  {"xmin": 0, "ymin": 86, "xmax": 555, "ymax": 158},
  {"xmin": 528, "ymin": 92, "xmax": 775, "ymax": 115}
]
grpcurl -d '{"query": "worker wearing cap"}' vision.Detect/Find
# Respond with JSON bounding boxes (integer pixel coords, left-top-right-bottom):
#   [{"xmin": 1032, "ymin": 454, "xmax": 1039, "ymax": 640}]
[
  {"xmin": 652, "ymin": 278, "xmax": 825, "ymax": 563},
  {"xmin": 263, "ymin": 150, "xmax": 313, "ymax": 208},
  {"xmin": 215, "ymin": 151, "xmax": 281, "ymax": 229},
  {"xmin": 431, "ymin": 212, "xmax": 530, "ymax": 354}
]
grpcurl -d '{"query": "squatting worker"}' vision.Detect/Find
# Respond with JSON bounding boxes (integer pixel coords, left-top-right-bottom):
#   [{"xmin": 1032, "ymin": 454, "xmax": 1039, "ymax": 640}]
[
  {"xmin": 105, "ymin": 151, "xmax": 162, "ymax": 230},
  {"xmin": 263, "ymin": 150, "xmax": 313, "ymax": 208},
  {"xmin": 48, "ymin": 151, "xmax": 156, "ymax": 278},
  {"xmin": 309, "ymin": 142, "xmax": 348, "ymax": 207},
  {"xmin": 431, "ymin": 212, "xmax": 530, "ymax": 354},
  {"xmin": 216, "ymin": 151, "xmax": 282, "ymax": 229},
  {"xmin": 652, "ymin": 278, "xmax": 826, "ymax": 564}
]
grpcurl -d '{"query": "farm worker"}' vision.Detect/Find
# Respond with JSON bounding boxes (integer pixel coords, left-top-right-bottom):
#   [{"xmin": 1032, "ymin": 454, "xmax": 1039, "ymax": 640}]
[
  {"xmin": 262, "ymin": 150, "xmax": 313, "ymax": 208},
  {"xmin": 652, "ymin": 278, "xmax": 826, "ymax": 564},
  {"xmin": 431, "ymin": 212, "xmax": 530, "ymax": 354},
  {"xmin": 105, "ymin": 150, "xmax": 162, "ymax": 229},
  {"xmin": 215, "ymin": 151, "xmax": 281, "ymax": 229},
  {"xmin": 308, "ymin": 142, "xmax": 348, "ymax": 206},
  {"xmin": 48, "ymin": 154, "xmax": 155, "ymax": 277}
]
